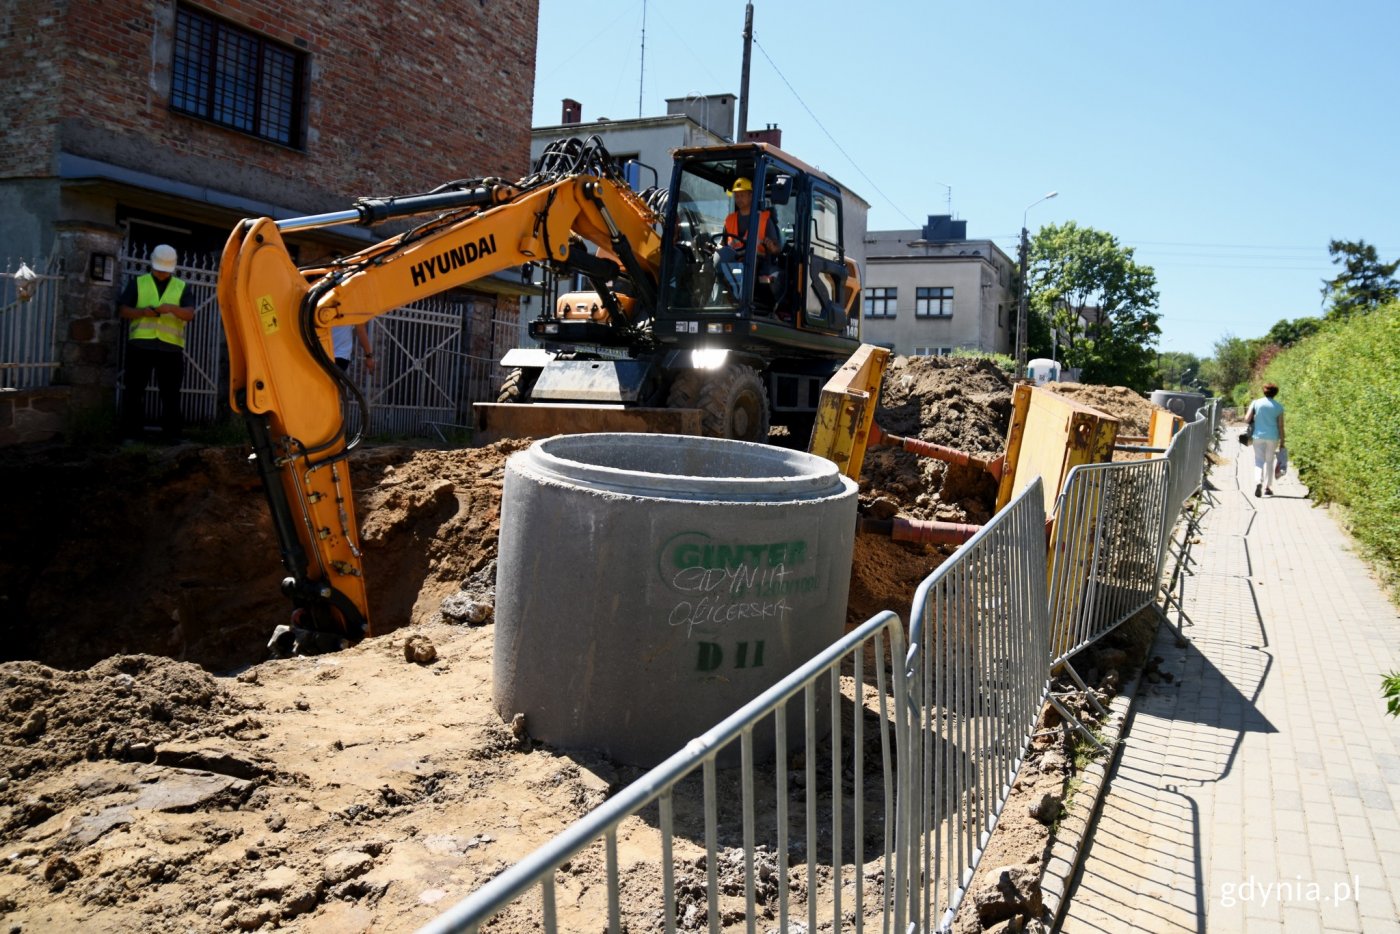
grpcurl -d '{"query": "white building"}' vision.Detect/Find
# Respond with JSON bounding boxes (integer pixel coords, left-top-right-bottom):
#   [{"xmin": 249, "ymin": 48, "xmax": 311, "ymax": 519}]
[{"xmin": 860, "ymin": 216, "xmax": 1017, "ymax": 357}]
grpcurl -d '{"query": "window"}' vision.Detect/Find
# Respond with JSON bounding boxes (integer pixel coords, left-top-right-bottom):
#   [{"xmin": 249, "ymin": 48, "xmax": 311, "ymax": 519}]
[
  {"xmin": 914, "ymin": 346, "xmax": 953, "ymax": 357},
  {"xmin": 864, "ymin": 287, "xmax": 897, "ymax": 318},
  {"xmin": 171, "ymin": 5, "xmax": 305, "ymax": 148},
  {"xmin": 915, "ymin": 286, "xmax": 953, "ymax": 317},
  {"xmin": 810, "ymin": 190, "xmax": 842, "ymax": 252}
]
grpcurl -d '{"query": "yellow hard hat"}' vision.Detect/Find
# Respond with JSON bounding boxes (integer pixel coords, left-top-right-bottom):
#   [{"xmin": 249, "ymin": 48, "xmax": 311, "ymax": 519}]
[{"xmin": 729, "ymin": 177, "xmax": 753, "ymax": 194}]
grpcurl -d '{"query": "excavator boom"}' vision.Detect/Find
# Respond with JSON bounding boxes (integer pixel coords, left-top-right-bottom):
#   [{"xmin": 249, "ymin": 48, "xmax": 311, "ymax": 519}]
[{"xmin": 218, "ymin": 161, "xmax": 663, "ymax": 652}]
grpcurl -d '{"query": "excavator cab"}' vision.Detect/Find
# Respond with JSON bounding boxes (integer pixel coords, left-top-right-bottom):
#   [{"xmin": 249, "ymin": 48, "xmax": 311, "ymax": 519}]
[{"xmin": 658, "ymin": 145, "xmax": 855, "ymax": 333}]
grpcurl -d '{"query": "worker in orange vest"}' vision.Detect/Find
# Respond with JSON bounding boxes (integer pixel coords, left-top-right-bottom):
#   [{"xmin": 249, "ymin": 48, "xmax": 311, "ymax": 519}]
[{"xmin": 718, "ymin": 176, "xmax": 781, "ymax": 301}]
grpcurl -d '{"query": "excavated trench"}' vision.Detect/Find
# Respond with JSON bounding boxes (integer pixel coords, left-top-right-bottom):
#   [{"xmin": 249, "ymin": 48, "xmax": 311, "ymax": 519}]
[{"xmin": 0, "ymin": 358, "xmax": 1165, "ymax": 933}]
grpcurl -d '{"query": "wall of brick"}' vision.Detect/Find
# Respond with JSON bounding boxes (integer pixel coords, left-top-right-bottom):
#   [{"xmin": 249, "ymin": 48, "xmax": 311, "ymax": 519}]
[
  {"xmin": 45, "ymin": 0, "xmax": 539, "ymax": 211},
  {"xmin": 0, "ymin": 4, "xmax": 64, "ymax": 177}
]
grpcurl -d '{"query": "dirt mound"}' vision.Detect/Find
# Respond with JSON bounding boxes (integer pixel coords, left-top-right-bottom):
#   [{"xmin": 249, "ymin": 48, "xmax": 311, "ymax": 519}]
[
  {"xmin": 1036, "ymin": 382, "xmax": 1158, "ymax": 436},
  {"xmin": 846, "ymin": 355, "xmax": 1013, "ymax": 628},
  {"xmin": 0, "ymin": 654, "xmax": 244, "ymax": 835}
]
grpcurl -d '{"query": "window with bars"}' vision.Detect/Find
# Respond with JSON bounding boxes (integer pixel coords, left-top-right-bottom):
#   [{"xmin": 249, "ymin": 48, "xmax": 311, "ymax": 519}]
[
  {"xmin": 863, "ymin": 287, "xmax": 897, "ymax": 318},
  {"xmin": 170, "ymin": 5, "xmax": 305, "ymax": 148},
  {"xmin": 915, "ymin": 286, "xmax": 954, "ymax": 317}
]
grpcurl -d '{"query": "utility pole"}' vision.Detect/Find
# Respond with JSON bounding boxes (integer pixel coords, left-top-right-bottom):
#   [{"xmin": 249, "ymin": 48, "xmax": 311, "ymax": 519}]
[
  {"xmin": 637, "ymin": 0, "xmax": 646, "ymax": 118},
  {"xmin": 1016, "ymin": 226, "xmax": 1030, "ymax": 380},
  {"xmin": 737, "ymin": 2, "xmax": 753, "ymax": 141},
  {"xmin": 1015, "ymin": 191, "xmax": 1057, "ymax": 380}
]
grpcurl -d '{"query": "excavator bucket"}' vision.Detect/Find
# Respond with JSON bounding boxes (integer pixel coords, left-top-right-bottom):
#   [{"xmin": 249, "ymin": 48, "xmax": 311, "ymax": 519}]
[{"xmin": 472, "ymin": 403, "xmax": 702, "ymax": 444}]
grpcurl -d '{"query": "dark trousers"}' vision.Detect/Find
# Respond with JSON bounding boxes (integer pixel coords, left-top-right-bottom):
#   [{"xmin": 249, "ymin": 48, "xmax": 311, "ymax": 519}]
[{"xmin": 121, "ymin": 343, "xmax": 185, "ymax": 440}]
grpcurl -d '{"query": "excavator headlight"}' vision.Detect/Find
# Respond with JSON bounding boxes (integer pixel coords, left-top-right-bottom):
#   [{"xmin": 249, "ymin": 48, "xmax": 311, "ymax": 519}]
[
  {"xmin": 542, "ymin": 323, "xmax": 559, "ymax": 334},
  {"xmin": 691, "ymin": 348, "xmax": 729, "ymax": 369}
]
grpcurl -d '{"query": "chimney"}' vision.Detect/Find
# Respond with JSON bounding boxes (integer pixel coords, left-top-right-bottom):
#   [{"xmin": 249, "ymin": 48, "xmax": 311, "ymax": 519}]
[
  {"xmin": 561, "ymin": 99, "xmax": 582, "ymax": 124},
  {"xmin": 743, "ymin": 123, "xmax": 782, "ymax": 147}
]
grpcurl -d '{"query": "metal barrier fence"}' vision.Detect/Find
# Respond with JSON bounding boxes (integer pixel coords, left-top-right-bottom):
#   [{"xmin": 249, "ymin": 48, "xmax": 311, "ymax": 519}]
[
  {"xmin": 0, "ymin": 253, "xmax": 62, "ymax": 390},
  {"xmin": 420, "ymin": 610, "xmax": 911, "ymax": 934},
  {"xmin": 904, "ymin": 479, "xmax": 1052, "ymax": 932},
  {"xmin": 414, "ymin": 416, "xmax": 1226, "ymax": 934},
  {"xmin": 1047, "ymin": 459, "xmax": 1170, "ymax": 666}
]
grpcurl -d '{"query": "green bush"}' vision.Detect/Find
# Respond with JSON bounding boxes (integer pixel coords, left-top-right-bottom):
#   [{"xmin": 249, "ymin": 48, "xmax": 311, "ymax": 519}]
[
  {"xmin": 1262, "ymin": 303, "xmax": 1400, "ymax": 585},
  {"xmin": 949, "ymin": 349, "xmax": 1015, "ymax": 374}
]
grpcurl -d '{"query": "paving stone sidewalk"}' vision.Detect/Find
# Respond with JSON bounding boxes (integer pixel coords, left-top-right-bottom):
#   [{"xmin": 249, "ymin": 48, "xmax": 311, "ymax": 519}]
[{"xmin": 1061, "ymin": 435, "xmax": 1400, "ymax": 932}]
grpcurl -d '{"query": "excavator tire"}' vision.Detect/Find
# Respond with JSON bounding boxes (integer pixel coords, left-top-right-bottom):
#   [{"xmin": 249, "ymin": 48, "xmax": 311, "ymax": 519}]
[
  {"xmin": 698, "ymin": 363, "xmax": 770, "ymax": 442},
  {"xmin": 496, "ymin": 367, "xmax": 537, "ymax": 404},
  {"xmin": 665, "ymin": 369, "xmax": 706, "ymax": 410}
]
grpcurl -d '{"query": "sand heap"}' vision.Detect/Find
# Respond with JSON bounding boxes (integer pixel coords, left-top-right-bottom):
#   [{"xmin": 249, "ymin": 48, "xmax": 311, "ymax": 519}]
[
  {"xmin": 1036, "ymin": 382, "xmax": 1159, "ymax": 436},
  {"xmin": 846, "ymin": 356, "xmax": 1014, "ymax": 628}
]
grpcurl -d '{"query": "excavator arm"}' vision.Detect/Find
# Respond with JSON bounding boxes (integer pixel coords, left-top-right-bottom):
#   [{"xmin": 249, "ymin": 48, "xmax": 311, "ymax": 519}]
[{"xmin": 218, "ymin": 163, "xmax": 662, "ymax": 653}]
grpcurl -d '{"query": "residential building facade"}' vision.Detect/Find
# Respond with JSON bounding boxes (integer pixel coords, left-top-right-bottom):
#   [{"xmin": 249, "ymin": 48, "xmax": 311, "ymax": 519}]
[
  {"xmin": 0, "ymin": 1, "xmax": 538, "ymax": 438},
  {"xmin": 860, "ymin": 216, "xmax": 1017, "ymax": 357}
]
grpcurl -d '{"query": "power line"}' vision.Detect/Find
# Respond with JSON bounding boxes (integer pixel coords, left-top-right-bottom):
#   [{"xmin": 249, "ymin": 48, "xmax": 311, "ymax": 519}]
[{"xmin": 752, "ymin": 37, "xmax": 922, "ymax": 228}]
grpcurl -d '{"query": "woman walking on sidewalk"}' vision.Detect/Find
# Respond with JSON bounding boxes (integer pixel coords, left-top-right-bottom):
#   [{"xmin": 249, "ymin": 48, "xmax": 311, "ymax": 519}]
[{"xmin": 1246, "ymin": 382, "xmax": 1286, "ymax": 497}]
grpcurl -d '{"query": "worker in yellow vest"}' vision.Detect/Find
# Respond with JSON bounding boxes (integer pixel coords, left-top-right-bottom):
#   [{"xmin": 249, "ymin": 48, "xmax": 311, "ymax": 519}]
[{"xmin": 118, "ymin": 244, "xmax": 196, "ymax": 443}]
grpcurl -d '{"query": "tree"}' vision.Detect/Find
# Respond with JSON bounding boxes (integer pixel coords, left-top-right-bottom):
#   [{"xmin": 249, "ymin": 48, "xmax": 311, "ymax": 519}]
[
  {"xmin": 1028, "ymin": 221, "xmax": 1161, "ymax": 391},
  {"xmin": 1154, "ymin": 351, "xmax": 1203, "ymax": 391},
  {"xmin": 1265, "ymin": 316, "xmax": 1322, "ymax": 348},
  {"xmin": 1322, "ymin": 239, "xmax": 1398, "ymax": 320},
  {"xmin": 1200, "ymin": 333, "xmax": 1259, "ymax": 406}
]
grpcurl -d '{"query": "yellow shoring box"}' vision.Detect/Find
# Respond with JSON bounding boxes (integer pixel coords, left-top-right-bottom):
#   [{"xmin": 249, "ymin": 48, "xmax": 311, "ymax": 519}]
[
  {"xmin": 1147, "ymin": 407, "xmax": 1184, "ymax": 450},
  {"xmin": 809, "ymin": 344, "xmax": 891, "ymax": 481},
  {"xmin": 996, "ymin": 384, "xmax": 1121, "ymax": 516}
]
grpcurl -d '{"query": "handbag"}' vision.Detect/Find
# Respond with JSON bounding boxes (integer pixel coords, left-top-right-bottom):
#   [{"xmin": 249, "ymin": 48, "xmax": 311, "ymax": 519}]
[
  {"xmin": 1238, "ymin": 430, "xmax": 1253, "ymax": 446},
  {"xmin": 1275, "ymin": 445, "xmax": 1289, "ymax": 478}
]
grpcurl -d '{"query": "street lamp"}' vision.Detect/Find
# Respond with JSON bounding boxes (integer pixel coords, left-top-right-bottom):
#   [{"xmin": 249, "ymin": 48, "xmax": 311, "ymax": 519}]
[{"xmin": 1015, "ymin": 191, "xmax": 1057, "ymax": 379}]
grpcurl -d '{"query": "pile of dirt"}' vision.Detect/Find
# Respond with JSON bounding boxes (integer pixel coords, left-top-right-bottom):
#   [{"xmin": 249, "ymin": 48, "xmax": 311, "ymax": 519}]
[
  {"xmin": 0, "ymin": 655, "xmax": 246, "ymax": 834},
  {"xmin": 1036, "ymin": 382, "xmax": 1158, "ymax": 436},
  {"xmin": 846, "ymin": 355, "xmax": 1014, "ymax": 628}
]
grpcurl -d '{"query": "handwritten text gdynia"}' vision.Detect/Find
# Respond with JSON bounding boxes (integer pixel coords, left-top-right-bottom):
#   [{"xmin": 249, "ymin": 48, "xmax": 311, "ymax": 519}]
[{"xmin": 660, "ymin": 532, "xmax": 817, "ymax": 638}]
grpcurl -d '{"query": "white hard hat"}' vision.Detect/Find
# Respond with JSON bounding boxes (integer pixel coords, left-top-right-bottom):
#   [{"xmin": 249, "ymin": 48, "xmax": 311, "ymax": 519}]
[{"xmin": 151, "ymin": 244, "xmax": 178, "ymax": 273}]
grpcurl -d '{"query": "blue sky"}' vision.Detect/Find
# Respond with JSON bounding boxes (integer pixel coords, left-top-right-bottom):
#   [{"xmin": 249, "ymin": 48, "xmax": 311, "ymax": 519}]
[{"xmin": 532, "ymin": 0, "xmax": 1399, "ymax": 357}]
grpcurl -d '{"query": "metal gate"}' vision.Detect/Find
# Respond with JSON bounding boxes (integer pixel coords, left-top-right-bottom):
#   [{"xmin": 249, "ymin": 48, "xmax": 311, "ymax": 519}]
[{"xmin": 0, "ymin": 252, "xmax": 62, "ymax": 390}]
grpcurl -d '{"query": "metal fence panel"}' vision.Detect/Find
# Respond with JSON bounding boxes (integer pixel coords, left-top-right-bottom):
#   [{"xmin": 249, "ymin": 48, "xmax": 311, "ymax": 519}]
[
  {"xmin": 1, "ymin": 254, "xmax": 61, "ymax": 390},
  {"xmin": 1047, "ymin": 459, "xmax": 1170, "ymax": 665},
  {"xmin": 904, "ymin": 480, "xmax": 1051, "ymax": 933},
  {"xmin": 418, "ymin": 610, "xmax": 911, "ymax": 934}
]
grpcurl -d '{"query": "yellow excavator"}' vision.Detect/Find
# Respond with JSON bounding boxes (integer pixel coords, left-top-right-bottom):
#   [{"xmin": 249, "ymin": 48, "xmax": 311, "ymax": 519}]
[{"xmin": 218, "ymin": 137, "xmax": 862, "ymax": 653}]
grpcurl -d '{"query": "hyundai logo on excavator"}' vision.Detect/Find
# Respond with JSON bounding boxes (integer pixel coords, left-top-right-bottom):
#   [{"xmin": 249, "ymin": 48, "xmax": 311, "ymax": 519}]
[{"xmin": 410, "ymin": 234, "xmax": 498, "ymax": 287}]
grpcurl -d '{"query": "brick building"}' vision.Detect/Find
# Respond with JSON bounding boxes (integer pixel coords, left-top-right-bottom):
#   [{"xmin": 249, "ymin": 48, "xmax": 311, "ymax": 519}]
[{"xmin": 0, "ymin": 0, "xmax": 539, "ymax": 439}]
